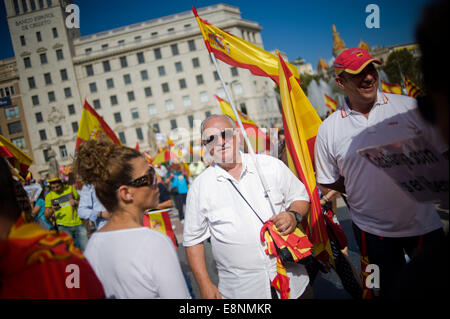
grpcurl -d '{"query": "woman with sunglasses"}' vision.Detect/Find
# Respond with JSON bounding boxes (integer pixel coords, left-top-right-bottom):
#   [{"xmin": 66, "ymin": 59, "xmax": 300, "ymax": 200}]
[{"xmin": 73, "ymin": 139, "xmax": 190, "ymax": 299}]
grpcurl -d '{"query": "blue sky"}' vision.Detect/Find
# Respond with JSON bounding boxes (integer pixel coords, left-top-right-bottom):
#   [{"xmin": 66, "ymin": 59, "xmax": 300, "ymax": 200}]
[{"xmin": 0, "ymin": 0, "xmax": 432, "ymax": 69}]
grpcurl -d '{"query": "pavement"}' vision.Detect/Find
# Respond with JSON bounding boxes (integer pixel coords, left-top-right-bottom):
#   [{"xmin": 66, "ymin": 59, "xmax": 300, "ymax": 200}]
[{"xmin": 170, "ymin": 197, "xmax": 449, "ymax": 299}]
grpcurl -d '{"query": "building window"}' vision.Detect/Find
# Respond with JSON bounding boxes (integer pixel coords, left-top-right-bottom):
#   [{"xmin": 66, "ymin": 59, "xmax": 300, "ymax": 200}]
[
  {"xmin": 32, "ymin": 95, "xmax": 40, "ymax": 106},
  {"xmin": 216, "ymin": 88, "xmax": 225, "ymax": 99},
  {"xmin": 68, "ymin": 104, "xmax": 75, "ymax": 114},
  {"xmin": 231, "ymin": 67, "xmax": 239, "ymax": 77},
  {"xmin": 170, "ymin": 119, "xmax": 177, "ymax": 129},
  {"xmin": 22, "ymin": 0, "xmax": 28, "ymax": 12},
  {"xmin": 44, "ymin": 73, "xmax": 52, "ymax": 85},
  {"xmin": 162, "ymin": 83, "xmax": 169, "ymax": 93},
  {"xmin": 151, "ymin": 32, "xmax": 158, "ymax": 38},
  {"xmin": 127, "ymin": 91, "xmax": 135, "ymax": 102},
  {"xmin": 171, "ymin": 44, "xmax": 179, "ymax": 56},
  {"xmin": 240, "ymin": 103, "xmax": 248, "ymax": 115},
  {"xmin": 86, "ymin": 64, "xmax": 94, "ymax": 76},
  {"xmin": 35, "ymin": 112, "xmax": 43, "ymax": 123},
  {"xmin": 154, "ymin": 48, "xmax": 162, "ymax": 60},
  {"xmin": 5, "ymin": 106, "xmax": 20, "ymax": 120},
  {"xmin": 30, "ymin": 0, "xmax": 36, "ymax": 10},
  {"xmin": 89, "ymin": 82, "xmax": 97, "ymax": 93},
  {"xmin": 114, "ymin": 112, "xmax": 122, "ymax": 123},
  {"xmin": 56, "ymin": 49, "xmax": 64, "ymax": 60},
  {"xmin": 131, "ymin": 107, "xmax": 139, "ymax": 119},
  {"xmin": 102, "ymin": 44, "xmax": 108, "ymax": 50},
  {"xmin": 118, "ymin": 132, "xmax": 126, "ymax": 144},
  {"xmin": 11, "ymin": 137, "xmax": 25, "ymax": 150},
  {"xmin": 39, "ymin": 53, "xmax": 48, "ymax": 65},
  {"xmin": 52, "ymin": 27, "xmax": 58, "ymax": 38},
  {"xmin": 60, "ymin": 69, "xmax": 68, "ymax": 81},
  {"xmin": 20, "ymin": 35, "xmax": 25, "ymax": 46},
  {"xmin": 106, "ymin": 78, "xmax": 114, "ymax": 89},
  {"xmin": 71, "ymin": 122, "xmax": 78, "ymax": 133},
  {"xmin": 140, "ymin": 70, "xmax": 149, "ymax": 80},
  {"xmin": 196, "ymin": 74, "xmax": 204, "ymax": 85},
  {"xmin": 136, "ymin": 127, "xmax": 143, "ymax": 140},
  {"xmin": 103, "ymin": 60, "xmax": 111, "ymax": 72},
  {"xmin": 93, "ymin": 99, "xmax": 101, "ymax": 109},
  {"xmin": 38, "ymin": 0, "xmax": 44, "ymax": 9},
  {"xmin": 183, "ymin": 96, "xmax": 192, "ymax": 107},
  {"xmin": 179, "ymin": 79, "xmax": 187, "ymax": 89},
  {"xmin": 36, "ymin": 31, "xmax": 42, "ymax": 42},
  {"xmin": 0, "ymin": 88, "xmax": 3, "ymax": 98},
  {"xmin": 168, "ymin": 28, "xmax": 175, "ymax": 33},
  {"xmin": 59, "ymin": 145, "xmax": 68, "ymax": 158},
  {"xmin": 148, "ymin": 104, "xmax": 157, "ymax": 115},
  {"xmin": 188, "ymin": 115, "xmax": 194, "ymax": 128},
  {"xmin": 64, "ymin": 87, "xmax": 72, "ymax": 98},
  {"xmin": 110, "ymin": 95, "xmax": 118, "ymax": 106},
  {"xmin": 8, "ymin": 121, "xmax": 22, "ymax": 134},
  {"xmin": 165, "ymin": 100, "xmax": 174, "ymax": 111},
  {"xmin": 188, "ymin": 40, "xmax": 196, "ymax": 51},
  {"xmin": 43, "ymin": 149, "xmax": 49, "ymax": 161},
  {"xmin": 24, "ymin": 57, "xmax": 31, "ymax": 68},
  {"xmin": 213, "ymin": 71, "xmax": 220, "ymax": 81},
  {"xmin": 134, "ymin": 36, "xmax": 141, "ymax": 43},
  {"xmin": 28, "ymin": 77, "xmax": 36, "ymax": 89},
  {"xmin": 205, "ymin": 111, "xmax": 211, "ymax": 118},
  {"xmin": 233, "ymin": 83, "xmax": 243, "ymax": 96},
  {"xmin": 13, "ymin": 0, "xmax": 20, "ymax": 14},
  {"xmin": 123, "ymin": 74, "xmax": 131, "ymax": 85},
  {"xmin": 48, "ymin": 91, "xmax": 56, "ymax": 102},
  {"xmin": 153, "ymin": 123, "xmax": 160, "ymax": 133},
  {"xmin": 144, "ymin": 87, "xmax": 152, "ymax": 97},
  {"xmin": 10, "ymin": 86, "xmax": 14, "ymax": 96},
  {"xmin": 192, "ymin": 57, "xmax": 200, "ymax": 68},
  {"xmin": 39, "ymin": 129, "xmax": 47, "ymax": 141},
  {"xmin": 120, "ymin": 56, "xmax": 128, "ymax": 68},
  {"xmin": 85, "ymin": 48, "xmax": 92, "ymax": 55},
  {"xmin": 175, "ymin": 62, "xmax": 183, "ymax": 73},
  {"xmin": 55, "ymin": 125, "xmax": 63, "ymax": 136},
  {"xmin": 118, "ymin": 39, "xmax": 125, "ymax": 47},
  {"xmin": 158, "ymin": 66, "xmax": 166, "ymax": 76},
  {"xmin": 200, "ymin": 91, "xmax": 208, "ymax": 103},
  {"xmin": 137, "ymin": 52, "xmax": 145, "ymax": 64}
]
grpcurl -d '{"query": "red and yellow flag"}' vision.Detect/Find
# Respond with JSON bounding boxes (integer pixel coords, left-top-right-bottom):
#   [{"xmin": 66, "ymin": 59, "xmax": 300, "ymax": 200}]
[
  {"xmin": 277, "ymin": 53, "xmax": 333, "ymax": 268},
  {"xmin": 324, "ymin": 94, "xmax": 339, "ymax": 112},
  {"xmin": 135, "ymin": 142, "xmax": 140, "ymax": 151},
  {"xmin": 403, "ymin": 76, "xmax": 423, "ymax": 98},
  {"xmin": 0, "ymin": 133, "xmax": 33, "ymax": 176},
  {"xmin": 215, "ymin": 95, "xmax": 270, "ymax": 153},
  {"xmin": 381, "ymin": 80, "xmax": 402, "ymax": 95},
  {"xmin": 143, "ymin": 209, "xmax": 177, "ymax": 248},
  {"xmin": 166, "ymin": 136, "xmax": 175, "ymax": 147},
  {"xmin": 75, "ymin": 100, "xmax": 122, "ymax": 150},
  {"xmin": 192, "ymin": 7, "xmax": 299, "ymax": 85}
]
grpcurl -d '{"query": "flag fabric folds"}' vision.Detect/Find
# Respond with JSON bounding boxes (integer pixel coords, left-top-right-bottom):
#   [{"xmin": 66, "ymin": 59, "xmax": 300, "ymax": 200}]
[
  {"xmin": 75, "ymin": 100, "xmax": 122, "ymax": 150},
  {"xmin": 215, "ymin": 94, "xmax": 270, "ymax": 153},
  {"xmin": 192, "ymin": 7, "xmax": 300, "ymax": 85},
  {"xmin": 0, "ymin": 133, "xmax": 33, "ymax": 176},
  {"xmin": 403, "ymin": 76, "xmax": 423, "ymax": 98},
  {"xmin": 381, "ymin": 80, "xmax": 402, "ymax": 95},
  {"xmin": 277, "ymin": 53, "xmax": 333, "ymax": 268},
  {"xmin": 143, "ymin": 210, "xmax": 177, "ymax": 248},
  {"xmin": 324, "ymin": 94, "xmax": 339, "ymax": 112}
]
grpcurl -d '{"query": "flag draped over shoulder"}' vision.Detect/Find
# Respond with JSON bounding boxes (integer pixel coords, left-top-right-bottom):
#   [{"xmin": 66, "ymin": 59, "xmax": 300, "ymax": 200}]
[
  {"xmin": 277, "ymin": 53, "xmax": 333, "ymax": 268},
  {"xmin": 215, "ymin": 95, "xmax": 270, "ymax": 153},
  {"xmin": 381, "ymin": 80, "xmax": 402, "ymax": 95},
  {"xmin": 0, "ymin": 133, "xmax": 33, "ymax": 176},
  {"xmin": 192, "ymin": 7, "xmax": 299, "ymax": 85},
  {"xmin": 403, "ymin": 76, "xmax": 423, "ymax": 98},
  {"xmin": 75, "ymin": 100, "xmax": 122, "ymax": 150},
  {"xmin": 324, "ymin": 94, "xmax": 339, "ymax": 112},
  {"xmin": 143, "ymin": 210, "xmax": 177, "ymax": 248}
]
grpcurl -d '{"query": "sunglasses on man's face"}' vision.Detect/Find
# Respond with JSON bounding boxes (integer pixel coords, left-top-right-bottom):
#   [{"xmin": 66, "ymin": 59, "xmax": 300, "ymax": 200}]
[
  {"xmin": 124, "ymin": 166, "xmax": 157, "ymax": 188},
  {"xmin": 202, "ymin": 128, "xmax": 236, "ymax": 146}
]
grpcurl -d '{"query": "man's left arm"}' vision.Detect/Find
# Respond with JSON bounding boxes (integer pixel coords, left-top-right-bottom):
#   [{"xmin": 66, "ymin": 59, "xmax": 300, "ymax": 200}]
[{"xmin": 271, "ymin": 200, "xmax": 309, "ymax": 236}]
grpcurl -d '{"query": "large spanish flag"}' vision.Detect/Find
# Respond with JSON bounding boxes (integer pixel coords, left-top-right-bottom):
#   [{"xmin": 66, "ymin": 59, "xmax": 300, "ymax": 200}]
[
  {"xmin": 403, "ymin": 76, "xmax": 423, "ymax": 98},
  {"xmin": 0, "ymin": 133, "xmax": 33, "ymax": 176},
  {"xmin": 192, "ymin": 7, "xmax": 299, "ymax": 85},
  {"xmin": 381, "ymin": 80, "xmax": 402, "ymax": 95},
  {"xmin": 324, "ymin": 94, "xmax": 339, "ymax": 112},
  {"xmin": 215, "ymin": 94, "xmax": 270, "ymax": 153},
  {"xmin": 277, "ymin": 53, "xmax": 333, "ymax": 267},
  {"xmin": 143, "ymin": 209, "xmax": 177, "ymax": 248},
  {"xmin": 75, "ymin": 100, "xmax": 122, "ymax": 150}
]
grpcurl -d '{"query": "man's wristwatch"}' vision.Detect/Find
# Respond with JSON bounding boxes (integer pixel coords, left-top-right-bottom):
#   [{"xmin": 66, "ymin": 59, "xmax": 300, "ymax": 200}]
[{"xmin": 288, "ymin": 210, "xmax": 303, "ymax": 223}]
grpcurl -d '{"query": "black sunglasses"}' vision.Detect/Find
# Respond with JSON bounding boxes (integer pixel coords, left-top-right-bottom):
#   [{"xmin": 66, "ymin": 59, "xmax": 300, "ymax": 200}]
[
  {"xmin": 202, "ymin": 128, "xmax": 236, "ymax": 146},
  {"xmin": 121, "ymin": 166, "xmax": 157, "ymax": 189}
]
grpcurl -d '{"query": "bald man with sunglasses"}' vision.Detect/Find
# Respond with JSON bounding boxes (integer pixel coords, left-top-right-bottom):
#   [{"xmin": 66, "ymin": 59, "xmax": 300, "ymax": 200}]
[{"xmin": 183, "ymin": 115, "xmax": 313, "ymax": 299}]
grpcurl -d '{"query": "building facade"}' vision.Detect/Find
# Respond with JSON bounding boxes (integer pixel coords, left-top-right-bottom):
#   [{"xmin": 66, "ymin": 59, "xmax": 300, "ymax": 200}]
[{"xmin": 3, "ymin": 0, "xmax": 281, "ymax": 179}]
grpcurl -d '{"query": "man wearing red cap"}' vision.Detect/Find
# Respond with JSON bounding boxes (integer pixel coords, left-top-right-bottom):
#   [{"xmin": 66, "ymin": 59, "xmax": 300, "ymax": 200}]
[{"xmin": 314, "ymin": 48, "xmax": 447, "ymax": 298}]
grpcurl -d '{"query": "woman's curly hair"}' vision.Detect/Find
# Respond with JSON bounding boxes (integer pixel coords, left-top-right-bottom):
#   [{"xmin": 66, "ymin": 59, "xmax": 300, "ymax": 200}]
[{"xmin": 73, "ymin": 139, "xmax": 142, "ymax": 212}]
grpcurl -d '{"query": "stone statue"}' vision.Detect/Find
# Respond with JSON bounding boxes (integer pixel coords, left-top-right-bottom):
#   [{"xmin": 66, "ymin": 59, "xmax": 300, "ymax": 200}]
[
  {"xmin": 147, "ymin": 124, "xmax": 158, "ymax": 157},
  {"xmin": 47, "ymin": 148, "xmax": 59, "ymax": 179}
]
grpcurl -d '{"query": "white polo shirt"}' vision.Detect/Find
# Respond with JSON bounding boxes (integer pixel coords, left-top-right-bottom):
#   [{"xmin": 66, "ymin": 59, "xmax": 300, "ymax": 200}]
[
  {"xmin": 315, "ymin": 91, "xmax": 446, "ymax": 237},
  {"xmin": 183, "ymin": 152, "xmax": 310, "ymax": 299}
]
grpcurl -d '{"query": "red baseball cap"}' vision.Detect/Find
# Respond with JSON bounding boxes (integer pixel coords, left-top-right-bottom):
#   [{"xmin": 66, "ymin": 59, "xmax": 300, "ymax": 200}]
[{"xmin": 334, "ymin": 48, "xmax": 381, "ymax": 76}]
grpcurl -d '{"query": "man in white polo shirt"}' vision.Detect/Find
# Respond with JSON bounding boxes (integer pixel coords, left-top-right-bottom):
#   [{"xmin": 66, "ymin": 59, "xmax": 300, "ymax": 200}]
[
  {"xmin": 183, "ymin": 115, "xmax": 311, "ymax": 299},
  {"xmin": 314, "ymin": 48, "xmax": 447, "ymax": 297}
]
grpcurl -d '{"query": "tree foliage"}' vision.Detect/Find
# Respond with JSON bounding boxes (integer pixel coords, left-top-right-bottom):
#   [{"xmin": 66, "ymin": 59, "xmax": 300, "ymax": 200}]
[{"xmin": 382, "ymin": 49, "xmax": 423, "ymax": 88}]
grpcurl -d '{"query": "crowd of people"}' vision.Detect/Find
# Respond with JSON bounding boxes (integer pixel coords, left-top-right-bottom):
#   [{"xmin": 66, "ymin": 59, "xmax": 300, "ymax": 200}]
[{"xmin": 0, "ymin": 0, "xmax": 448, "ymax": 299}]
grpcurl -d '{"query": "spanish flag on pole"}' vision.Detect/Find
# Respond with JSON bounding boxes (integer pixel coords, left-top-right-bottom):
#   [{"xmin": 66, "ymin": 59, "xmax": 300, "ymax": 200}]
[
  {"xmin": 0, "ymin": 133, "xmax": 33, "ymax": 176},
  {"xmin": 277, "ymin": 53, "xmax": 333, "ymax": 268},
  {"xmin": 215, "ymin": 95, "xmax": 270, "ymax": 153},
  {"xmin": 381, "ymin": 80, "xmax": 402, "ymax": 95},
  {"xmin": 192, "ymin": 7, "xmax": 299, "ymax": 85},
  {"xmin": 75, "ymin": 100, "xmax": 122, "ymax": 150},
  {"xmin": 324, "ymin": 94, "xmax": 339, "ymax": 112},
  {"xmin": 403, "ymin": 76, "xmax": 423, "ymax": 98}
]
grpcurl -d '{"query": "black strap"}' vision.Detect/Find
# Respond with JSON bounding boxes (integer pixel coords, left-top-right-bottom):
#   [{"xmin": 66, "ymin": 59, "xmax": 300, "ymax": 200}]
[{"xmin": 227, "ymin": 178, "xmax": 265, "ymax": 225}]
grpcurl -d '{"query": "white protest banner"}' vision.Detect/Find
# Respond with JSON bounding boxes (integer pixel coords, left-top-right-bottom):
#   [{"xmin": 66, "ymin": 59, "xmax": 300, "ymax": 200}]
[
  {"xmin": 357, "ymin": 135, "xmax": 448, "ymax": 203},
  {"xmin": 24, "ymin": 183, "xmax": 42, "ymax": 202}
]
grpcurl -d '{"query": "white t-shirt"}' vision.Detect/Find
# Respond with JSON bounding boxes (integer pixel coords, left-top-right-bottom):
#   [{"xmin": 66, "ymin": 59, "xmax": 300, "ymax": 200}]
[
  {"xmin": 183, "ymin": 152, "xmax": 310, "ymax": 299},
  {"xmin": 315, "ymin": 91, "xmax": 446, "ymax": 237},
  {"xmin": 84, "ymin": 227, "xmax": 191, "ymax": 299}
]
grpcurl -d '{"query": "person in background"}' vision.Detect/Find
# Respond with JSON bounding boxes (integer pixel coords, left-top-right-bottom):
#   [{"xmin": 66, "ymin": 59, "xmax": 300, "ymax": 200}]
[
  {"xmin": 189, "ymin": 161, "xmax": 206, "ymax": 180},
  {"xmin": 78, "ymin": 183, "xmax": 111, "ymax": 234},
  {"xmin": 31, "ymin": 187, "xmax": 53, "ymax": 231},
  {"xmin": 167, "ymin": 162, "xmax": 189, "ymax": 222},
  {"xmin": 154, "ymin": 175, "xmax": 173, "ymax": 210}
]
